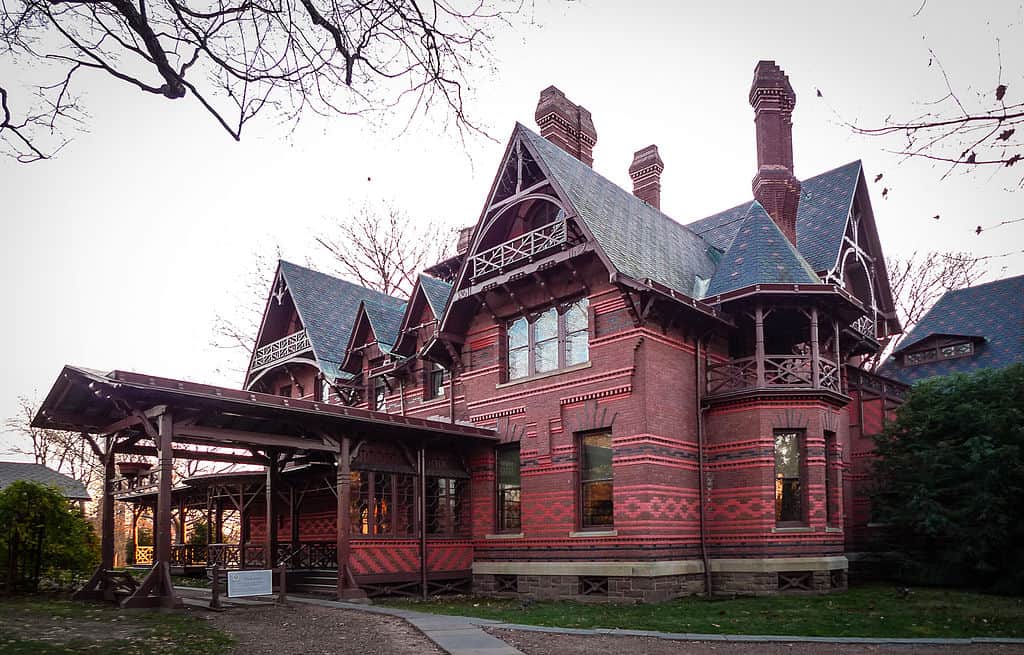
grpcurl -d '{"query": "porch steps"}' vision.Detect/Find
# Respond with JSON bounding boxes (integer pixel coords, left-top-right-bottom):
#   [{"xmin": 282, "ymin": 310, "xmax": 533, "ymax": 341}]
[{"xmin": 287, "ymin": 570, "xmax": 338, "ymax": 596}]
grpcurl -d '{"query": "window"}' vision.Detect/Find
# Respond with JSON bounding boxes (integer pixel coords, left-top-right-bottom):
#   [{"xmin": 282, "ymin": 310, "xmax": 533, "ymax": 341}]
[
  {"xmin": 426, "ymin": 362, "xmax": 446, "ymax": 400},
  {"xmin": 350, "ymin": 471, "xmax": 415, "ymax": 537},
  {"xmin": 580, "ymin": 432, "xmax": 613, "ymax": 528},
  {"xmin": 506, "ymin": 298, "xmax": 589, "ymax": 381},
  {"xmin": 774, "ymin": 430, "xmax": 804, "ymax": 524},
  {"xmin": 904, "ymin": 341, "xmax": 974, "ymax": 366},
  {"xmin": 372, "ymin": 376, "xmax": 387, "ymax": 411},
  {"xmin": 426, "ymin": 477, "xmax": 466, "ymax": 536},
  {"xmin": 497, "ymin": 445, "xmax": 521, "ymax": 532},
  {"xmin": 825, "ymin": 430, "xmax": 838, "ymax": 527}
]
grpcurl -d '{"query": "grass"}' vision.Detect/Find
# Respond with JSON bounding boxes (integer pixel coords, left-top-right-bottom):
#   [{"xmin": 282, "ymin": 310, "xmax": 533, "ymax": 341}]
[
  {"xmin": 0, "ymin": 595, "xmax": 234, "ymax": 655},
  {"xmin": 380, "ymin": 584, "xmax": 1024, "ymax": 638}
]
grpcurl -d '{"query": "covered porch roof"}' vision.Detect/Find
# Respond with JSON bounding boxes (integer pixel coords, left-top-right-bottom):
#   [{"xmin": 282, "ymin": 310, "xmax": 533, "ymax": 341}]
[{"xmin": 33, "ymin": 366, "xmax": 496, "ymax": 458}]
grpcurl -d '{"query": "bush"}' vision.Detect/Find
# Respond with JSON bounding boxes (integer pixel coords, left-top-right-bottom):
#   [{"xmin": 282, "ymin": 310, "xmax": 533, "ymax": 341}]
[
  {"xmin": 873, "ymin": 363, "xmax": 1024, "ymax": 593},
  {"xmin": 0, "ymin": 481, "xmax": 100, "ymax": 592}
]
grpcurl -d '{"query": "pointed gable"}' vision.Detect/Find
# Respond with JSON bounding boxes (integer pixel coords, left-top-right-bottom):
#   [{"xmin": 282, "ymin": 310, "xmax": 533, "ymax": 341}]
[
  {"xmin": 275, "ymin": 260, "xmax": 404, "ymax": 379},
  {"xmin": 688, "ymin": 160, "xmax": 862, "ymax": 275},
  {"xmin": 363, "ymin": 297, "xmax": 408, "ymax": 354},
  {"xmin": 705, "ymin": 201, "xmax": 820, "ymax": 297},
  {"xmin": 419, "ymin": 274, "xmax": 453, "ymax": 318},
  {"xmin": 518, "ymin": 125, "xmax": 718, "ymax": 297}
]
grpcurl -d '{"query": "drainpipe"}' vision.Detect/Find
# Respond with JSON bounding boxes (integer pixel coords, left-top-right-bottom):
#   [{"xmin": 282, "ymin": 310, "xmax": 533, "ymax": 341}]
[{"xmin": 695, "ymin": 331, "xmax": 713, "ymax": 597}]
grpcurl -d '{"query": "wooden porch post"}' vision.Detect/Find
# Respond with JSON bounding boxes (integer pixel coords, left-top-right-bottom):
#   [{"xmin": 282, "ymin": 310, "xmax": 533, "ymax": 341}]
[
  {"xmin": 419, "ymin": 445, "xmax": 428, "ymax": 600},
  {"xmin": 335, "ymin": 436, "xmax": 366, "ymax": 600},
  {"xmin": 155, "ymin": 412, "xmax": 173, "ymax": 568},
  {"xmin": 290, "ymin": 487, "xmax": 301, "ymax": 548},
  {"xmin": 265, "ymin": 452, "xmax": 280, "ymax": 568},
  {"xmin": 215, "ymin": 498, "xmax": 224, "ymax": 543},
  {"xmin": 810, "ymin": 306, "xmax": 821, "ymax": 388},
  {"xmin": 754, "ymin": 304, "xmax": 766, "ymax": 387},
  {"xmin": 100, "ymin": 451, "xmax": 116, "ymax": 571}
]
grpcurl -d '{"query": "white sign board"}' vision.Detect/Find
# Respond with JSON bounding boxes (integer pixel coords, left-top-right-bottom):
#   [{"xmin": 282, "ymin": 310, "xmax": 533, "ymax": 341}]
[{"xmin": 227, "ymin": 569, "xmax": 273, "ymax": 597}]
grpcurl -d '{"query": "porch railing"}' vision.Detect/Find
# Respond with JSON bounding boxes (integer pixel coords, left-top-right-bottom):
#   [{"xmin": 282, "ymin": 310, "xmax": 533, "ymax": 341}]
[
  {"xmin": 706, "ymin": 354, "xmax": 842, "ymax": 396},
  {"xmin": 252, "ymin": 329, "xmax": 312, "ymax": 371},
  {"xmin": 470, "ymin": 219, "xmax": 568, "ymax": 279},
  {"xmin": 850, "ymin": 314, "xmax": 876, "ymax": 339},
  {"xmin": 134, "ymin": 541, "xmax": 340, "ymax": 570},
  {"xmin": 135, "ymin": 546, "xmax": 154, "ymax": 565}
]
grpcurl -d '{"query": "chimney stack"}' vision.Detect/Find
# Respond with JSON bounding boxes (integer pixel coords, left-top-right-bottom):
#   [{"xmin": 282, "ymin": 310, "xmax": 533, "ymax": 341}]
[
  {"xmin": 749, "ymin": 60, "xmax": 801, "ymax": 244},
  {"xmin": 535, "ymin": 86, "xmax": 598, "ymax": 167},
  {"xmin": 628, "ymin": 145, "xmax": 664, "ymax": 209}
]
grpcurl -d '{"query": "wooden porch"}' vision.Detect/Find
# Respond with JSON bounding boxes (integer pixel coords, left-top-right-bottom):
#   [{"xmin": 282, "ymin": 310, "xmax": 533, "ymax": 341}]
[{"xmin": 32, "ymin": 366, "xmax": 494, "ymax": 608}]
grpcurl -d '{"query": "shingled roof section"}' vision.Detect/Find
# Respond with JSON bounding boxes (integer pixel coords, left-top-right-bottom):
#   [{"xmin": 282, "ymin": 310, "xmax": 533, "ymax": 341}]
[
  {"xmin": 688, "ymin": 160, "xmax": 862, "ymax": 274},
  {"xmin": 705, "ymin": 201, "xmax": 820, "ymax": 297},
  {"xmin": 880, "ymin": 274, "xmax": 1024, "ymax": 384},
  {"xmin": 419, "ymin": 274, "xmax": 453, "ymax": 318},
  {"xmin": 278, "ymin": 261, "xmax": 404, "ymax": 380},
  {"xmin": 362, "ymin": 297, "xmax": 408, "ymax": 354},
  {"xmin": 0, "ymin": 461, "xmax": 91, "ymax": 500},
  {"xmin": 519, "ymin": 125, "xmax": 719, "ymax": 297}
]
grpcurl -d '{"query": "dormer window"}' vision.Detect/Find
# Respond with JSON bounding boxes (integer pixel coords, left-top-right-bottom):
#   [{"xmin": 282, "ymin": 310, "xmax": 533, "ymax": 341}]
[
  {"xmin": 903, "ymin": 341, "xmax": 974, "ymax": 367},
  {"xmin": 506, "ymin": 298, "xmax": 589, "ymax": 381},
  {"xmin": 372, "ymin": 376, "xmax": 387, "ymax": 411},
  {"xmin": 426, "ymin": 362, "xmax": 446, "ymax": 400}
]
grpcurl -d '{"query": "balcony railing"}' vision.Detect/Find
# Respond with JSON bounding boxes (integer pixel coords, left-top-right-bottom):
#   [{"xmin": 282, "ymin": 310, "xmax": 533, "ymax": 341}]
[
  {"xmin": 470, "ymin": 219, "xmax": 568, "ymax": 279},
  {"xmin": 707, "ymin": 354, "xmax": 842, "ymax": 396},
  {"xmin": 850, "ymin": 314, "xmax": 876, "ymax": 339},
  {"xmin": 252, "ymin": 329, "xmax": 311, "ymax": 371}
]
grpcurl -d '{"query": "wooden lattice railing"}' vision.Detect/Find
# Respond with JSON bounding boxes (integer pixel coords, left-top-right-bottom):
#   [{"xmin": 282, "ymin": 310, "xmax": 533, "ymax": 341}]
[
  {"xmin": 135, "ymin": 546, "xmax": 153, "ymax": 565},
  {"xmin": 470, "ymin": 219, "xmax": 568, "ymax": 278},
  {"xmin": 252, "ymin": 329, "xmax": 311, "ymax": 370},
  {"xmin": 706, "ymin": 354, "xmax": 842, "ymax": 395}
]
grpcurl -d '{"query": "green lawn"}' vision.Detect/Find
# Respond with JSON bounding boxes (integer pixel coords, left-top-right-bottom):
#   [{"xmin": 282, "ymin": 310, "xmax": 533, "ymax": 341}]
[
  {"xmin": 380, "ymin": 585, "xmax": 1024, "ymax": 638},
  {"xmin": 0, "ymin": 595, "xmax": 234, "ymax": 655}
]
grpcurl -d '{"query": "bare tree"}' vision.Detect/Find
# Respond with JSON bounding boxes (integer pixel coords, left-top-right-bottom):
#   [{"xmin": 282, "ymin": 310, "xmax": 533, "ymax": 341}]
[
  {"xmin": 863, "ymin": 250, "xmax": 985, "ymax": 370},
  {"xmin": 0, "ymin": 0, "xmax": 528, "ymax": 160},
  {"xmin": 5, "ymin": 395, "xmax": 103, "ymax": 493},
  {"xmin": 211, "ymin": 201, "xmax": 455, "ymax": 377},
  {"xmin": 316, "ymin": 200, "xmax": 453, "ymax": 296}
]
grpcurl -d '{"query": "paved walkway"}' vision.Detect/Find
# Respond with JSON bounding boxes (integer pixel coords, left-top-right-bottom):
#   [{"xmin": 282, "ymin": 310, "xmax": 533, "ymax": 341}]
[{"xmin": 177, "ymin": 588, "xmax": 1024, "ymax": 653}]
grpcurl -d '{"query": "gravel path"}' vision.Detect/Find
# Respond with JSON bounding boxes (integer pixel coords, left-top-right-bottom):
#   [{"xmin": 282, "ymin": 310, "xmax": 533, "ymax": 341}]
[
  {"xmin": 203, "ymin": 601, "xmax": 443, "ymax": 655},
  {"xmin": 492, "ymin": 629, "xmax": 1024, "ymax": 655}
]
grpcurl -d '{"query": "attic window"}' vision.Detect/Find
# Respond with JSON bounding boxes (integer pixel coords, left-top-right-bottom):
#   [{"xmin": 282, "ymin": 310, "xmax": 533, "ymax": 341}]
[{"xmin": 903, "ymin": 341, "xmax": 974, "ymax": 367}]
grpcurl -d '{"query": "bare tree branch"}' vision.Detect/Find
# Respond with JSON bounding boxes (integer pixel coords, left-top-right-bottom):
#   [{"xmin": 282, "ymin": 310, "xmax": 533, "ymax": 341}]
[{"xmin": 1, "ymin": 0, "xmax": 529, "ymax": 159}]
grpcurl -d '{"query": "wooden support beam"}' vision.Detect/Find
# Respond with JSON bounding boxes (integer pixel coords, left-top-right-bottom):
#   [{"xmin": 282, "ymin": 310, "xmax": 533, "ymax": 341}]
[
  {"xmin": 117, "ymin": 444, "xmax": 266, "ymax": 466},
  {"xmin": 265, "ymin": 452, "xmax": 280, "ymax": 568},
  {"xmin": 810, "ymin": 306, "xmax": 821, "ymax": 389},
  {"xmin": 418, "ymin": 445, "xmax": 428, "ymax": 600},
  {"xmin": 173, "ymin": 425, "xmax": 339, "ymax": 453},
  {"xmin": 335, "ymin": 436, "xmax": 366, "ymax": 600},
  {"xmin": 755, "ymin": 304, "xmax": 766, "ymax": 388}
]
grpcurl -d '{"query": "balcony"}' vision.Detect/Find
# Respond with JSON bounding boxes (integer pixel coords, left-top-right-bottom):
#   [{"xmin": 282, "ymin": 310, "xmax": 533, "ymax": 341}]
[
  {"xmin": 470, "ymin": 219, "xmax": 568, "ymax": 279},
  {"xmin": 850, "ymin": 314, "xmax": 876, "ymax": 340},
  {"xmin": 252, "ymin": 329, "xmax": 312, "ymax": 371},
  {"xmin": 707, "ymin": 354, "xmax": 842, "ymax": 397}
]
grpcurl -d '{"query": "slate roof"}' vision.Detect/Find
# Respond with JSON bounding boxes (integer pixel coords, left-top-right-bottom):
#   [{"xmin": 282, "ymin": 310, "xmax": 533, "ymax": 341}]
[
  {"xmin": 879, "ymin": 274, "xmax": 1024, "ymax": 384},
  {"xmin": 688, "ymin": 160, "xmax": 862, "ymax": 274},
  {"xmin": 0, "ymin": 461, "xmax": 91, "ymax": 500},
  {"xmin": 419, "ymin": 274, "xmax": 453, "ymax": 318},
  {"xmin": 278, "ymin": 260, "xmax": 404, "ymax": 379},
  {"xmin": 362, "ymin": 297, "xmax": 408, "ymax": 354},
  {"xmin": 705, "ymin": 201, "xmax": 820, "ymax": 297},
  {"xmin": 519, "ymin": 125, "xmax": 719, "ymax": 297}
]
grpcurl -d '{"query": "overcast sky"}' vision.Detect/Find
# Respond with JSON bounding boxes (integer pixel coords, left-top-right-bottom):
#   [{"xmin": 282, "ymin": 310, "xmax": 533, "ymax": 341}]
[{"xmin": 2, "ymin": 0, "xmax": 1022, "ymax": 458}]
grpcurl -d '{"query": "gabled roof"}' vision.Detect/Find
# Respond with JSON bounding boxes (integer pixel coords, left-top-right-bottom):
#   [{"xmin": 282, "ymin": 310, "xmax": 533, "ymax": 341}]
[
  {"xmin": 0, "ymin": 461, "xmax": 91, "ymax": 500},
  {"xmin": 705, "ymin": 201, "xmax": 820, "ymax": 297},
  {"xmin": 277, "ymin": 261, "xmax": 404, "ymax": 380},
  {"xmin": 688, "ymin": 160, "xmax": 862, "ymax": 274},
  {"xmin": 419, "ymin": 274, "xmax": 453, "ymax": 318},
  {"xmin": 880, "ymin": 275, "xmax": 1024, "ymax": 383},
  {"xmin": 519, "ymin": 125, "xmax": 719, "ymax": 297},
  {"xmin": 362, "ymin": 297, "xmax": 408, "ymax": 354}
]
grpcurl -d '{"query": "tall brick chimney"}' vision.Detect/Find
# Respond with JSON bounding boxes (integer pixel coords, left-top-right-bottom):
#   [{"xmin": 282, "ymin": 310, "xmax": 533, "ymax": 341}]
[
  {"xmin": 628, "ymin": 145, "xmax": 664, "ymax": 209},
  {"xmin": 749, "ymin": 60, "xmax": 801, "ymax": 244},
  {"xmin": 535, "ymin": 86, "xmax": 597, "ymax": 167}
]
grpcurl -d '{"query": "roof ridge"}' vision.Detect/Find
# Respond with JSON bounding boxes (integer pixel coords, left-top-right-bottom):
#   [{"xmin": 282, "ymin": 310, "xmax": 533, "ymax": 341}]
[{"xmin": 279, "ymin": 259, "xmax": 406, "ymax": 303}]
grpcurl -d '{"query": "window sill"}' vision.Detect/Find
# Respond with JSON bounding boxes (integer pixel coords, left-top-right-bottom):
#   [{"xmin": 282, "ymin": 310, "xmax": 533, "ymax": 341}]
[
  {"xmin": 569, "ymin": 529, "xmax": 617, "ymax": 538},
  {"xmin": 825, "ymin": 527, "xmax": 843, "ymax": 533},
  {"xmin": 497, "ymin": 361, "xmax": 592, "ymax": 389},
  {"xmin": 484, "ymin": 533, "xmax": 524, "ymax": 540},
  {"xmin": 772, "ymin": 526, "xmax": 813, "ymax": 533}
]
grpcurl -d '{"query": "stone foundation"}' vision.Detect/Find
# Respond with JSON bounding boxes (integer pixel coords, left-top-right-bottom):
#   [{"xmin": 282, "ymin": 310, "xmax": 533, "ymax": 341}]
[{"xmin": 473, "ymin": 557, "xmax": 848, "ymax": 602}]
